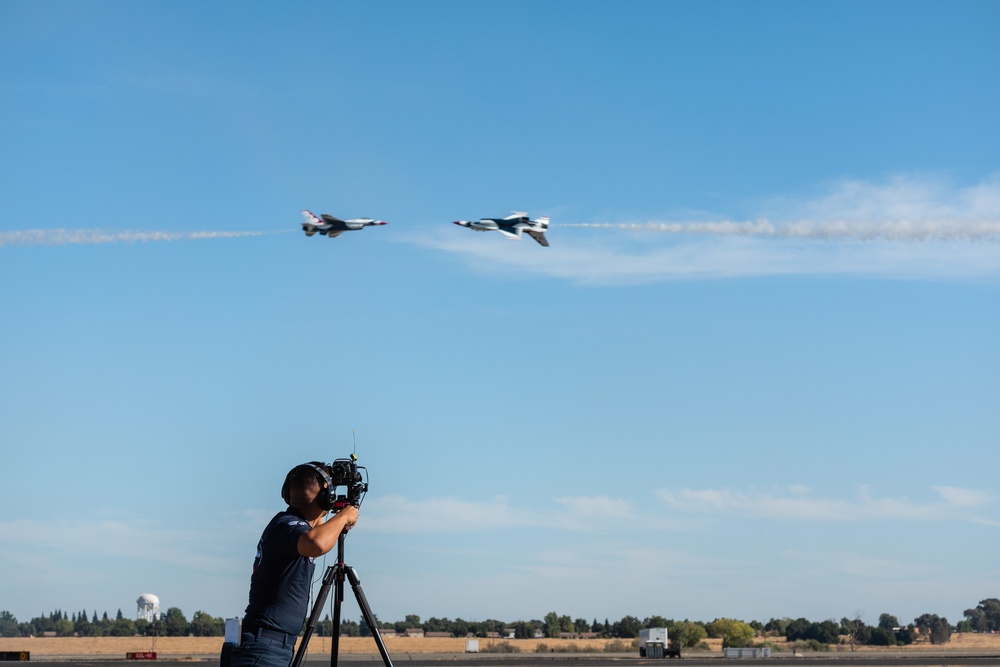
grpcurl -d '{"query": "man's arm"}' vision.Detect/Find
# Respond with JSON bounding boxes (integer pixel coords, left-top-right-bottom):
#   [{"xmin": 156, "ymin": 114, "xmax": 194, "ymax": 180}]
[{"xmin": 297, "ymin": 506, "xmax": 359, "ymax": 558}]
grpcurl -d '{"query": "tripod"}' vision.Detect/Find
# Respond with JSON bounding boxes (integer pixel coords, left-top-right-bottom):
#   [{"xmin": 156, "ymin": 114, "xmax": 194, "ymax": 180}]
[{"xmin": 291, "ymin": 533, "xmax": 393, "ymax": 667}]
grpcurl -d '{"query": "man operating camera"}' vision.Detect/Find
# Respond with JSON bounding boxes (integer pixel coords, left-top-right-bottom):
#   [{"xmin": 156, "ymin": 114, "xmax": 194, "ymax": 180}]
[{"xmin": 227, "ymin": 462, "xmax": 359, "ymax": 667}]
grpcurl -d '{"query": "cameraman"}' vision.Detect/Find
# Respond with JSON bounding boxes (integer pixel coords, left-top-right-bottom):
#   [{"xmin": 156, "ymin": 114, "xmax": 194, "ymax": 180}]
[{"xmin": 227, "ymin": 463, "xmax": 359, "ymax": 667}]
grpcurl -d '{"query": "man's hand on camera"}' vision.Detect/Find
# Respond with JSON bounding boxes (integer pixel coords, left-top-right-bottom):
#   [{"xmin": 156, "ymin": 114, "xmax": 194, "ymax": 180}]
[{"xmin": 337, "ymin": 505, "xmax": 359, "ymax": 531}]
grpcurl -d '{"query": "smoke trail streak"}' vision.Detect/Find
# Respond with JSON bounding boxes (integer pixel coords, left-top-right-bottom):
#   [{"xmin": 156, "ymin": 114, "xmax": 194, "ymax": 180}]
[
  {"xmin": 559, "ymin": 219, "xmax": 1000, "ymax": 241},
  {"xmin": 0, "ymin": 228, "xmax": 280, "ymax": 248}
]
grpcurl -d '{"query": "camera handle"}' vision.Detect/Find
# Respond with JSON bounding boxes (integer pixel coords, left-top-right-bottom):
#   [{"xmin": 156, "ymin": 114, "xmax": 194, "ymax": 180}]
[{"xmin": 291, "ymin": 533, "xmax": 394, "ymax": 667}]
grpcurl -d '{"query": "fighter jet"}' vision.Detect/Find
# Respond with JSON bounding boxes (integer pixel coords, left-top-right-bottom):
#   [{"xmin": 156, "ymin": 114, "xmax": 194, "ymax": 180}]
[
  {"xmin": 452, "ymin": 212, "xmax": 550, "ymax": 247},
  {"xmin": 301, "ymin": 210, "xmax": 387, "ymax": 238}
]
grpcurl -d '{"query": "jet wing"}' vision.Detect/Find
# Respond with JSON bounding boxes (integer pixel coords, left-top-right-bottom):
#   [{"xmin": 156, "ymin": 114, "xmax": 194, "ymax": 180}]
[
  {"xmin": 497, "ymin": 227, "xmax": 523, "ymax": 240},
  {"xmin": 325, "ymin": 230, "xmax": 346, "ymax": 238},
  {"xmin": 526, "ymin": 230, "xmax": 550, "ymax": 247},
  {"xmin": 321, "ymin": 214, "xmax": 346, "ymax": 225}
]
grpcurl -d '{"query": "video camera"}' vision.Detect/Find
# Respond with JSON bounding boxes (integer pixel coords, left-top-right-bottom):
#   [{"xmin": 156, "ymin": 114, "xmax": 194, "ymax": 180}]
[{"xmin": 324, "ymin": 454, "xmax": 368, "ymax": 509}]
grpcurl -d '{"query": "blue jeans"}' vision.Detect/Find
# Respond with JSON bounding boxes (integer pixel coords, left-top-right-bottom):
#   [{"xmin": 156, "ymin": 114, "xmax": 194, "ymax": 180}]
[{"xmin": 224, "ymin": 631, "xmax": 295, "ymax": 667}]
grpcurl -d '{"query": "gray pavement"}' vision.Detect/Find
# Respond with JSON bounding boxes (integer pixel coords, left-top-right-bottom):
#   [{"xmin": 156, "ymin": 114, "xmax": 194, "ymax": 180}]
[{"xmin": 14, "ymin": 654, "xmax": 1000, "ymax": 667}]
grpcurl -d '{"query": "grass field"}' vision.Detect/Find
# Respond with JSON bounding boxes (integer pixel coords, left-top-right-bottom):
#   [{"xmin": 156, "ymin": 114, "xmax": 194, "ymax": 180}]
[{"xmin": 3, "ymin": 633, "xmax": 1000, "ymax": 658}]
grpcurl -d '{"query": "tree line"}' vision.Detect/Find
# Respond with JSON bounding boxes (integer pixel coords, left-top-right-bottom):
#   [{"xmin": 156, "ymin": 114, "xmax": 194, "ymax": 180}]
[{"xmin": 2, "ymin": 598, "xmax": 998, "ymax": 649}]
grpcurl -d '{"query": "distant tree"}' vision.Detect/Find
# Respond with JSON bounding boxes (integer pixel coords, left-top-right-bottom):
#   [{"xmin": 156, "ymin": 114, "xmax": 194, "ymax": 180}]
[
  {"xmin": 542, "ymin": 612, "xmax": 560, "ymax": 638},
  {"xmin": 542, "ymin": 613, "xmax": 557, "ymax": 637},
  {"xmin": 785, "ymin": 618, "xmax": 809, "ymax": 641},
  {"xmin": 895, "ymin": 625, "xmax": 916, "ymax": 645},
  {"xmin": 707, "ymin": 619, "xmax": 754, "ymax": 648},
  {"xmin": 359, "ymin": 614, "xmax": 380, "ymax": 637},
  {"xmin": 611, "ymin": 615, "xmax": 641, "ymax": 638},
  {"xmin": 107, "ymin": 617, "xmax": 137, "ymax": 637},
  {"xmin": 339, "ymin": 620, "xmax": 360, "ymax": 637},
  {"xmin": 841, "ymin": 615, "xmax": 870, "ymax": 650},
  {"xmin": 574, "ymin": 618, "xmax": 589, "ymax": 633},
  {"xmin": 878, "ymin": 613, "xmax": 899, "ymax": 630},
  {"xmin": 644, "ymin": 615, "xmax": 669, "ymax": 629},
  {"xmin": 116, "ymin": 609, "xmax": 124, "ymax": 621},
  {"xmin": 787, "ymin": 619, "xmax": 839, "ymax": 644},
  {"xmin": 0, "ymin": 612, "xmax": 19, "ymax": 638},
  {"xmin": 189, "ymin": 611, "xmax": 224, "ymax": 637},
  {"xmin": 452, "ymin": 618, "xmax": 470, "ymax": 637},
  {"xmin": 965, "ymin": 599, "xmax": 1000, "ymax": 633},
  {"xmin": 670, "ymin": 621, "xmax": 707, "ymax": 648},
  {"xmin": 162, "ymin": 607, "xmax": 189, "ymax": 637},
  {"xmin": 810, "ymin": 620, "xmax": 841, "ymax": 644},
  {"xmin": 764, "ymin": 618, "xmax": 791, "ymax": 637},
  {"xmin": 77, "ymin": 615, "xmax": 101, "ymax": 637},
  {"xmin": 30, "ymin": 615, "xmax": 55, "ymax": 636},
  {"xmin": 423, "ymin": 617, "xmax": 449, "ymax": 633},
  {"xmin": 510, "ymin": 620, "xmax": 533, "ymax": 639},
  {"xmin": 54, "ymin": 618, "xmax": 74, "ymax": 637},
  {"xmin": 914, "ymin": 614, "xmax": 951, "ymax": 644},
  {"xmin": 868, "ymin": 628, "xmax": 897, "ymax": 646},
  {"xmin": 404, "ymin": 614, "xmax": 421, "ymax": 628},
  {"xmin": 480, "ymin": 619, "xmax": 506, "ymax": 637},
  {"xmin": 982, "ymin": 599, "xmax": 1000, "ymax": 632}
]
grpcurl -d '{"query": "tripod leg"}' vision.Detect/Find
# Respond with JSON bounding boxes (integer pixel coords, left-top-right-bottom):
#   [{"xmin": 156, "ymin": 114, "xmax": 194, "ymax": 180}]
[
  {"xmin": 290, "ymin": 565, "xmax": 338, "ymax": 667},
  {"xmin": 344, "ymin": 565, "xmax": 394, "ymax": 667},
  {"xmin": 330, "ymin": 562, "xmax": 345, "ymax": 667}
]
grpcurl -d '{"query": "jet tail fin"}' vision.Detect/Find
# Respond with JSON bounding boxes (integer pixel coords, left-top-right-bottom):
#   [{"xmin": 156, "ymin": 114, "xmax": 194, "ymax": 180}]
[
  {"xmin": 527, "ymin": 216, "xmax": 550, "ymax": 246},
  {"xmin": 301, "ymin": 210, "xmax": 322, "ymax": 225}
]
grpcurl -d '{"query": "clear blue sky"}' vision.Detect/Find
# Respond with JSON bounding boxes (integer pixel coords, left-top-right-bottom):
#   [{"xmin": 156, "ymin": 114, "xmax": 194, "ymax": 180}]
[{"xmin": 2, "ymin": 1, "xmax": 998, "ymax": 630}]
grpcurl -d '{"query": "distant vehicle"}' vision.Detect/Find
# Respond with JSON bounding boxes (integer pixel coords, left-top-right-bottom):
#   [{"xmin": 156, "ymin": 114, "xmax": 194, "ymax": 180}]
[
  {"xmin": 638, "ymin": 628, "xmax": 681, "ymax": 659},
  {"xmin": 301, "ymin": 210, "xmax": 387, "ymax": 238},
  {"xmin": 453, "ymin": 212, "xmax": 550, "ymax": 247}
]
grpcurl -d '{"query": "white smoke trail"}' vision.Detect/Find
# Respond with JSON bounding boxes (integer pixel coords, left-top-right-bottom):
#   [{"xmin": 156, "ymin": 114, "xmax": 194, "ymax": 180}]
[
  {"xmin": 559, "ymin": 219, "xmax": 1000, "ymax": 241},
  {"xmin": 0, "ymin": 228, "xmax": 278, "ymax": 248}
]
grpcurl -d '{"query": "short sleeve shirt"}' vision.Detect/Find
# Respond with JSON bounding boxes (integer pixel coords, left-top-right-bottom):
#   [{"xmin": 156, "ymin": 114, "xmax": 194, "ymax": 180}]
[{"xmin": 243, "ymin": 508, "xmax": 316, "ymax": 636}]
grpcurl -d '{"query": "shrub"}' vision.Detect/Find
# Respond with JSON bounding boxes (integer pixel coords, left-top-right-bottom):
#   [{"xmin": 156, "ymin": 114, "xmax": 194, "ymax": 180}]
[
  {"xmin": 603, "ymin": 639, "xmax": 632, "ymax": 653},
  {"xmin": 480, "ymin": 641, "xmax": 520, "ymax": 653}
]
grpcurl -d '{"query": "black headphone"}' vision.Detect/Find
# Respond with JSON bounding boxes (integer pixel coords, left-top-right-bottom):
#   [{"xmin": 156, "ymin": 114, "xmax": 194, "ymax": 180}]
[{"xmin": 281, "ymin": 461, "xmax": 336, "ymax": 511}]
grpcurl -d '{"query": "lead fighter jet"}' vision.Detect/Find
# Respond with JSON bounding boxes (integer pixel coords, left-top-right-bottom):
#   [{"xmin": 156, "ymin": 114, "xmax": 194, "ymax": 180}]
[
  {"xmin": 453, "ymin": 212, "xmax": 550, "ymax": 247},
  {"xmin": 301, "ymin": 210, "xmax": 387, "ymax": 238}
]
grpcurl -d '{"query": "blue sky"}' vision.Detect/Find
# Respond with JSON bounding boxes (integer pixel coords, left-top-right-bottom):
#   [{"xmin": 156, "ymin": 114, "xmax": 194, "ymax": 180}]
[{"xmin": 1, "ymin": 1, "xmax": 998, "ymax": 630}]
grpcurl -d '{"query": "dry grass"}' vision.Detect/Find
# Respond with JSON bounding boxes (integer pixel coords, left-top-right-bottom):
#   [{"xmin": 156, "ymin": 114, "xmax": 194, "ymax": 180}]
[
  {"xmin": 0, "ymin": 636, "xmax": 618, "ymax": 657},
  {"xmin": 3, "ymin": 633, "xmax": 999, "ymax": 657}
]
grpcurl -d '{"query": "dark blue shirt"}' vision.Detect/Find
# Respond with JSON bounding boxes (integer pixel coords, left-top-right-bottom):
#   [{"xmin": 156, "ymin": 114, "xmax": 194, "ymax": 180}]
[{"xmin": 243, "ymin": 508, "xmax": 315, "ymax": 636}]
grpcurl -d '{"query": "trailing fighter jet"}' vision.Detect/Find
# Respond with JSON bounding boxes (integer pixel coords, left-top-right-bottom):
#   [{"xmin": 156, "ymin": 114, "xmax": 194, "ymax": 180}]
[
  {"xmin": 452, "ymin": 212, "xmax": 550, "ymax": 247},
  {"xmin": 301, "ymin": 210, "xmax": 387, "ymax": 238}
]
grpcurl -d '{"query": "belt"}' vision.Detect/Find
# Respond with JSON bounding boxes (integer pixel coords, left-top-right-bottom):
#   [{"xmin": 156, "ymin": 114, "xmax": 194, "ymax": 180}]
[{"xmin": 243, "ymin": 624, "xmax": 297, "ymax": 646}]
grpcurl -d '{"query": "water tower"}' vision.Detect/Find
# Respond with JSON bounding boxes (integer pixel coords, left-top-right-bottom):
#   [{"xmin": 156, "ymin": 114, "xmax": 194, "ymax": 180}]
[{"xmin": 137, "ymin": 593, "xmax": 161, "ymax": 621}]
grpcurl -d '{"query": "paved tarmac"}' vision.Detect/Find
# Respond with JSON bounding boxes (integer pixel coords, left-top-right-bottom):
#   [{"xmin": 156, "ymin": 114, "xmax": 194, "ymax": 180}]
[{"xmin": 17, "ymin": 655, "xmax": 1000, "ymax": 667}]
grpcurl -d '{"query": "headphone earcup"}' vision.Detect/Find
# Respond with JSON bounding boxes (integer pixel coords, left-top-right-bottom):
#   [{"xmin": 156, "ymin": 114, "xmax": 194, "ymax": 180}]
[
  {"xmin": 282, "ymin": 462, "xmax": 335, "ymax": 509},
  {"xmin": 307, "ymin": 462, "xmax": 335, "ymax": 511}
]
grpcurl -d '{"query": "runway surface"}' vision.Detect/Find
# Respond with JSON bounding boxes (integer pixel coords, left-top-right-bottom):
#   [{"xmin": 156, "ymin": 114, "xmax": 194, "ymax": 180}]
[{"xmin": 22, "ymin": 656, "xmax": 1000, "ymax": 667}]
